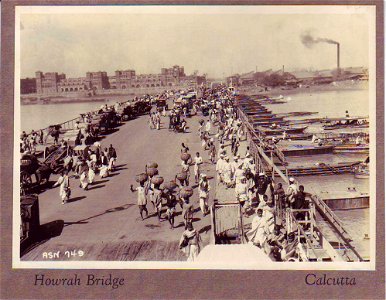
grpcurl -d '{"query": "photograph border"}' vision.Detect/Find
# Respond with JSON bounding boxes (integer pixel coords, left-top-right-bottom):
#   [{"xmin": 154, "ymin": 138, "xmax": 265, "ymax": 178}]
[{"xmin": 1, "ymin": 0, "xmax": 384, "ymax": 298}]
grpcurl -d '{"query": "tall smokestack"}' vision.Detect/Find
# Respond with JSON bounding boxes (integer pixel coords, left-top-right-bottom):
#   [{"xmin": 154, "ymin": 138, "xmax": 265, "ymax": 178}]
[{"xmin": 337, "ymin": 43, "xmax": 340, "ymax": 70}]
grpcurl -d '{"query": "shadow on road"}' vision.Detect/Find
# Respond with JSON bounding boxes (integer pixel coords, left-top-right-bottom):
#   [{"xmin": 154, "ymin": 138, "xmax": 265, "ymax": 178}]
[
  {"xmin": 199, "ymin": 224, "xmax": 211, "ymax": 234},
  {"xmin": 66, "ymin": 196, "xmax": 86, "ymax": 203},
  {"xmin": 108, "ymin": 173, "xmax": 120, "ymax": 177},
  {"xmin": 174, "ymin": 222, "xmax": 185, "ymax": 229},
  {"xmin": 145, "ymin": 224, "xmax": 161, "ymax": 229},
  {"xmin": 87, "ymin": 184, "xmax": 105, "ymax": 191},
  {"xmin": 63, "ymin": 204, "xmax": 135, "ymax": 228},
  {"xmin": 114, "ymin": 164, "xmax": 127, "ymax": 168},
  {"xmin": 92, "ymin": 179, "xmax": 109, "ymax": 185}
]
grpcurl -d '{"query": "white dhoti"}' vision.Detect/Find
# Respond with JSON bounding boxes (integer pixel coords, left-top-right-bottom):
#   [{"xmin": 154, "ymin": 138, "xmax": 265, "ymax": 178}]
[
  {"xmin": 258, "ymin": 194, "xmax": 265, "ymax": 203},
  {"xmin": 187, "ymin": 245, "xmax": 199, "ymax": 262},
  {"xmin": 88, "ymin": 168, "xmax": 95, "ymax": 184},
  {"xmin": 108, "ymin": 157, "xmax": 116, "ymax": 170},
  {"xmin": 194, "ymin": 164, "xmax": 201, "ymax": 177},
  {"xmin": 223, "ymin": 170, "xmax": 232, "ymax": 184},
  {"xmin": 247, "ymin": 226, "xmax": 267, "ymax": 246},
  {"xmin": 199, "ymin": 190, "xmax": 209, "ymax": 213},
  {"xmin": 80, "ymin": 172, "xmax": 88, "ymax": 189},
  {"xmin": 59, "ymin": 186, "xmax": 67, "ymax": 201},
  {"xmin": 99, "ymin": 165, "xmax": 109, "ymax": 178}
]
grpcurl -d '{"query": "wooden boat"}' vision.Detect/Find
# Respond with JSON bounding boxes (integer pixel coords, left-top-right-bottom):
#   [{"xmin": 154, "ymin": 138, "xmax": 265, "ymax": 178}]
[
  {"xmin": 276, "ymin": 111, "xmax": 318, "ymax": 118},
  {"xmin": 253, "ymin": 120, "xmax": 289, "ymax": 127},
  {"xmin": 284, "ymin": 133, "xmax": 313, "ymax": 140},
  {"xmin": 323, "ymin": 117, "xmax": 369, "ymax": 131},
  {"xmin": 322, "ymin": 194, "xmax": 369, "ymax": 210},
  {"xmin": 278, "ymin": 145, "xmax": 334, "ymax": 156},
  {"xmin": 245, "ymin": 110, "xmax": 272, "ymax": 115},
  {"xmin": 353, "ymin": 163, "xmax": 370, "ymax": 179},
  {"xmin": 250, "ymin": 116, "xmax": 284, "ymax": 122},
  {"xmin": 258, "ymin": 100, "xmax": 287, "ymax": 104},
  {"xmin": 264, "ymin": 160, "xmax": 361, "ymax": 176},
  {"xmin": 258, "ymin": 125, "xmax": 308, "ymax": 135},
  {"xmin": 333, "ymin": 144, "xmax": 369, "ymax": 154}
]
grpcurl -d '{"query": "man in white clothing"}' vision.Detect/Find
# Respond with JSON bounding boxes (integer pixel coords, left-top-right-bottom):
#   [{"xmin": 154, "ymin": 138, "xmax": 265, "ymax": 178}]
[
  {"xmin": 222, "ymin": 156, "xmax": 233, "ymax": 188},
  {"xmin": 216, "ymin": 154, "xmax": 225, "ymax": 185},
  {"xmin": 205, "ymin": 120, "xmax": 211, "ymax": 136},
  {"xmin": 194, "ymin": 152, "xmax": 203, "ymax": 183}
]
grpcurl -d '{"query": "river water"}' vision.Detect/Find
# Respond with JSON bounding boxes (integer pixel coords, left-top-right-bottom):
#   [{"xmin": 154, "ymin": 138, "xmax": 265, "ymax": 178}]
[
  {"xmin": 265, "ymin": 88, "xmax": 369, "ymax": 119},
  {"xmin": 21, "ymin": 87, "xmax": 369, "ymax": 132},
  {"xmin": 20, "ymin": 100, "xmax": 112, "ymax": 132}
]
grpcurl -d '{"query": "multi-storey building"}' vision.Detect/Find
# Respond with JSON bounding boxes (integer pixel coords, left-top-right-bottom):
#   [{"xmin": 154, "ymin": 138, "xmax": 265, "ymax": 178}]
[
  {"xmin": 20, "ymin": 78, "xmax": 37, "ymax": 94},
  {"xmin": 23, "ymin": 66, "xmax": 205, "ymax": 95},
  {"xmin": 57, "ymin": 77, "xmax": 88, "ymax": 92},
  {"xmin": 35, "ymin": 71, "xmax": 66, "ymax": 94},
  {"xmin": 85, "ymin": 71, "xmax": 110, "ymax": 90}
]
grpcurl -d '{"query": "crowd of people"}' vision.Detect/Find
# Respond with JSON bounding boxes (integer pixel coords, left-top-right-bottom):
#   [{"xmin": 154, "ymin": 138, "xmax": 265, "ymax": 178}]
[
  {"xmin": 21, "ymin": 86, "xmax": 314, "ymax": 262},
  {"xmin": 191, "ymin": 86, "xmax": 311, "ymax": 261},
  {"xmin": 129, "ymin": 85, "xmax": 314, "ymax": 261},
  {"xmin": 52, "ymin": 143, "xmax": 118, "ymax": 204}
]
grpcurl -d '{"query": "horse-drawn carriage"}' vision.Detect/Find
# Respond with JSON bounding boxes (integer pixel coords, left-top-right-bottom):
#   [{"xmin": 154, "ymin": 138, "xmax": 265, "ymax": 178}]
[
  {"xmin": 20, "ymin": 153, "xmax": 53, "ymax": 195},
  {"xmin": 156, "ymin": 99, "xmax": 168, "ymax": 111},
  {"xmin": 133, "ymin": 100, "xmax": 152, "ymax": 115},
  {"xmin": 96, "ymin": 110, "xmax": 120, "ymax": 134},
  {"xmin": 119, "ymin": 104, "xmax": 136, "ymax": 121}
]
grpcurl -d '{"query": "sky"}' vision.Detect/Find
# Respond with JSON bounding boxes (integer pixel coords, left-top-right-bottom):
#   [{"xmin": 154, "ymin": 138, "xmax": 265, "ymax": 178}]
[{"xmin": 19, "ymin": 6, "xmax": 373, "ymax": 78}]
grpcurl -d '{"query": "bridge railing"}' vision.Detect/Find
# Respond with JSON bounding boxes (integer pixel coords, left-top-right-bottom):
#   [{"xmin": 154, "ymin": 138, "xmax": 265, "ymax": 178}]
[{"xmin": 235, "ymin": 96, "xmax": 363, "ymax": 262}]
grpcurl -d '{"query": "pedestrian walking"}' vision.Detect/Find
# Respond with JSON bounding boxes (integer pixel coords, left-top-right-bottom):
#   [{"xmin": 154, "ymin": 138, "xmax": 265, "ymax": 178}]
[
  {"xmin": 79, "ymin": 160, "xmax": 89, "ymax": 190},
  {"xmin": 153, "ymin": 185, "xmax": 163, "ymax": 221},
  {"xmin": 182, "ymin": 198, "xmax": 194, "ymax": 229},
  {"xmin": 208, "ymin": 141, "xmax": 216, "ymax": 164},
  {"xmin": 164, "ymin": 189, "xmax": 177, "ymax": 229},
  {"xmin": 130, "ymin": 182, "xmax": 149, "ymax": 220},
  {"xmin": 198, "ymin": 174, "xmax": 210, "ymax": 216},
  {"xmin": 193, "ymin": 152, "xmax": 203, "ymax": 183},
  {"xmin": 108, "ymin": 144, "xmax": 117, "ymax": 171},
  {"xmin": 52, "ymin": 170, "xmax": 70, "ymax": 204},
  {"xmin": 179, "ymin": 222, "xmax": 201, "ymax": 262}
]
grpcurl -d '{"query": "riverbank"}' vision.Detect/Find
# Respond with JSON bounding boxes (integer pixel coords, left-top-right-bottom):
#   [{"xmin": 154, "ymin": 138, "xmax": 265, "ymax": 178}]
[
  {"xmin": 21, "ymin": 85, "xmax": 192, "ymax": 105},
  {"xmin": 239, "ymin": 80, "xmax": 368, "ymax": 98},
  {"xmin": 21, "ymin": 93, "xmax": 137, "ymax": 105}
]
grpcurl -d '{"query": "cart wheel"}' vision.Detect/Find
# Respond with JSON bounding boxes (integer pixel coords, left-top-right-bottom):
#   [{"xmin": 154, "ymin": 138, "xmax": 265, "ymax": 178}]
[
  {"xmin": 20, "ymin": 171, "xmax": 32, "ymax": 194},
  {"xmin": 20, "ymin": 171, "xmax": 32, "ymax": 186}
]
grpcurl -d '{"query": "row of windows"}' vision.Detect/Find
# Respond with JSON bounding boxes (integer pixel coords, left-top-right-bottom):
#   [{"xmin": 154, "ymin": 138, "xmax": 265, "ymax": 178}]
[
  {"xmin": 60, "ymin": 87, "xmax": 85, "ymax": 92},
  {"xmin": 114, "ymin": 82, "xmax": 174, "ymax": 89}
]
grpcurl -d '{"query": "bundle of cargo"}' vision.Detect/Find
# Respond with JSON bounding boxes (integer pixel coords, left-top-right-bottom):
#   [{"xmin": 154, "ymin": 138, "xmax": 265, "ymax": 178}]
[
  {"xmin": 163, "ymin": 180, "xmax": 178, "ymax": 191},
  {"xmin": 180, "ymin": 186, "xmax": 193, "ymax": 198},
  {"xmin": 181, "ymin": 153, "xmax": 191, "ymax": 162},
  {"xmin": 135, "ymin": 173, "xmax": 148, "ymax": 183},
  {"xmin": 146, "ymin": 167, "xmax": 158, "ymax": 177},
  {"xmin": 176, "ymin": 172, "xmax": 188, "ymax": 181},
  {"xmin": 151, "ymin": 175, "xmax": 164, "ymax": 185},
  {"xmin": 147, "ymin": 162, "xmax": 158, "ymax": 168}
]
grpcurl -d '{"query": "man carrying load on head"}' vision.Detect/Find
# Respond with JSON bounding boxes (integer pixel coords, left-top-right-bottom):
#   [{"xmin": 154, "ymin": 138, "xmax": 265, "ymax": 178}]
[{"xmin": 131, "ymin": 181, "xmax": 149, "ymax": 221}]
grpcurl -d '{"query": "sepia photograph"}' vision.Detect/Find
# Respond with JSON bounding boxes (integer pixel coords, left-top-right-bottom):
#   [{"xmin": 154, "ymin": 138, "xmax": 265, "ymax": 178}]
[{"xmin": 14, "ymin": 5, "xmax": 376, "ymax": 269}]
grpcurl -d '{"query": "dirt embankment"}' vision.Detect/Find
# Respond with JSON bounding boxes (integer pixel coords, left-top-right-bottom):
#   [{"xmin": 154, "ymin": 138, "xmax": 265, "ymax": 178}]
[{"xmin": 239, "ymin": 80, "xmax": 368, "ymax": 98}]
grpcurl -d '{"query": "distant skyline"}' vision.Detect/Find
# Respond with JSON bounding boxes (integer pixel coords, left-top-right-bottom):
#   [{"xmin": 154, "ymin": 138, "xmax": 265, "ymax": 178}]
[{"xmin": 19, "ymin": 6, "xmax": 373, "ymax": 79}]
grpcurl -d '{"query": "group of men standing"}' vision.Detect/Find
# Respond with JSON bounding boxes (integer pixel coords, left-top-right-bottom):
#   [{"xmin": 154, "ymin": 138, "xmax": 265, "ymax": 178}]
[{"xmin": 53, "ymin": 143, "xmax": 118, "ymax": 204}]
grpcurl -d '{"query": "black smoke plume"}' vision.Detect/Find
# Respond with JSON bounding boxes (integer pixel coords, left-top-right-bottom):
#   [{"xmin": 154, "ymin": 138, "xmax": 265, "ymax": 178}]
[{"xmin": 301, "ymin": 33, "xmax": 339, "ymax": 48}]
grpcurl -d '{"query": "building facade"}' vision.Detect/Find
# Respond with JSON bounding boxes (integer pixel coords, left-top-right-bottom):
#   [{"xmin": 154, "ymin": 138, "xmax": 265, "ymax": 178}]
[
  {"xmin": 22, "ymin": 66, "xmax": 205, "ymax": 95},
  {"xmin": 20, "ymin": 78, "xmax": 37, "ymax": 94},
  {"xmin": 35, "ymin": 71, "xmax": 66, "ymax": 94}
]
